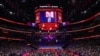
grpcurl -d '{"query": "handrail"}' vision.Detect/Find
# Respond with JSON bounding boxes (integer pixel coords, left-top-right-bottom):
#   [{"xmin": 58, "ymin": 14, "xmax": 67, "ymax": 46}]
[
  {"xmin": 69, "ymin": 12, "xmax": 100, "ymax": 25},
  {"xmin": 0, "ymin": 36, "xmax": 24, "ymax": 41},
  {"xmin": 0, "ymin": 24, "xmax": 100, "ymax": 33},
  {"xmin": 0, "ymin": 18, "xmax": 29, "ymax": 26},
  {"xmin": 0, "ymin": 27, "xmax": 31, "ymax": 33},
  {"xmin": 74, "ymin": 34, "xmax": 100, "ymax": 40},
  {"xmin": 67, "ymin": 24, "xmax": 100, "ymax": 33},
  {"xmin": 0, "ymin": 34, "xmax": 99, "ymax": 41}
]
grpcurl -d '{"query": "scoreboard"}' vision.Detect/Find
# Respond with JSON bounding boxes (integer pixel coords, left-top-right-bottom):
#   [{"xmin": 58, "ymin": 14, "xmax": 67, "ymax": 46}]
[
  {"xmin": 35, "ymin": 6, "xmax": 62, "ymax": 31},
  {"xmin": 40, "ymin": 11, "xmax": 57, "ymax": 23}
]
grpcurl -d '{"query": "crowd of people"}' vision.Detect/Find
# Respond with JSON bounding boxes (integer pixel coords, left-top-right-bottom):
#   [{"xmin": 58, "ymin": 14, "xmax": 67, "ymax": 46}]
[
  {"xmin": 66, "ymin": 40, "xmax": 100, "ymax": 56},
  {"xmin": 0, "ymin": 40, "xmax": 32, "ymax": 56},
  {"xmin": 0, "ymin": 40, "xmax": 72, "ymax": 56},
  {"xmin": 0, "ymin": 39, "xmax": 99, "ymax": 56}
]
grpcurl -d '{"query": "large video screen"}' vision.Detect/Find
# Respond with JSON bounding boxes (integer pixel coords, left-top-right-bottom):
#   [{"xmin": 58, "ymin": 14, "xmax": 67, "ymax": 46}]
[{"xmin": 39, "ymin": 11, "xmax": 58, "ymax": 23}]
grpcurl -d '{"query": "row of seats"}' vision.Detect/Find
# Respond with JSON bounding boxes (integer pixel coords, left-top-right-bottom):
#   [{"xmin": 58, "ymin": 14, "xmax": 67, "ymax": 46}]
[{"xmin": 0, "ymin": 39, "xmax": 99, "ymax": 56}]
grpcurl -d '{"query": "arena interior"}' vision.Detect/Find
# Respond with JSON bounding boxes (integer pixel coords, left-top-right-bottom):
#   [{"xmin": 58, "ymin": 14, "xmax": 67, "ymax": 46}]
[{"xmin": 0, "ymin": 0, "xmax": 100, "ymax": 56}]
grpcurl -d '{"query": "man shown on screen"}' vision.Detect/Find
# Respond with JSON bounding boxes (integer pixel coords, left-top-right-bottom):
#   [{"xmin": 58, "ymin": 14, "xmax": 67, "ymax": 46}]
[{"xmin": 45, "ymin": 11, "xmax": 54, "ymax": 22}]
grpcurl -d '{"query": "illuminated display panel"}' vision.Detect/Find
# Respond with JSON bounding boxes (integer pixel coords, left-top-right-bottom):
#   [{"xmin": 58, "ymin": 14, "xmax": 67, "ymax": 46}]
[
  {"xmin": 35, "ymin": 7, "xmax": 62, "ymax": 31},
  {"xmin": 39, "ymin": 11, "xmax": 58, "ymax": 23},
  {"xmin": 35, "ymin": 10, "xmax": 62, "ymax": 23}
]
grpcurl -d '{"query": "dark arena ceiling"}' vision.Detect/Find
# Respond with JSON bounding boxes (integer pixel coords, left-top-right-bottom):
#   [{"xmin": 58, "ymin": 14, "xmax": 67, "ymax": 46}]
[
  {"xmin": 0, "ymin": 0, "xmax": 100, "ymax": 46},
  {"xmin": 0, "ymin": 0, "xmax": 99, "ymax": 22}
]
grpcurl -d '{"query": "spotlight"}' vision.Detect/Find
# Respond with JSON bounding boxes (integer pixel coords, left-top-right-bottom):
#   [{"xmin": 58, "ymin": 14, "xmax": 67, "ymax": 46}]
[
  {"xmin": 62, "ymin": 22, "xmax": 66, "ymax": 26},
  {"xmin": 31, "ymin": 23, "xmax": 36, "ymax": 27},
  {"xmin": 83, "ymin": 10, "xmax": 87, "ymax": 13},
  {"xmin": 56, "ymin": 39, "xmax": 58, "ymax": 42},
  {"xmin": 9, "ymin": 11, "xmax": 15, "ymax": 15},
  {"xmin": 0, "ymin": 4, "xmax": 4, "ymax": 7}
]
